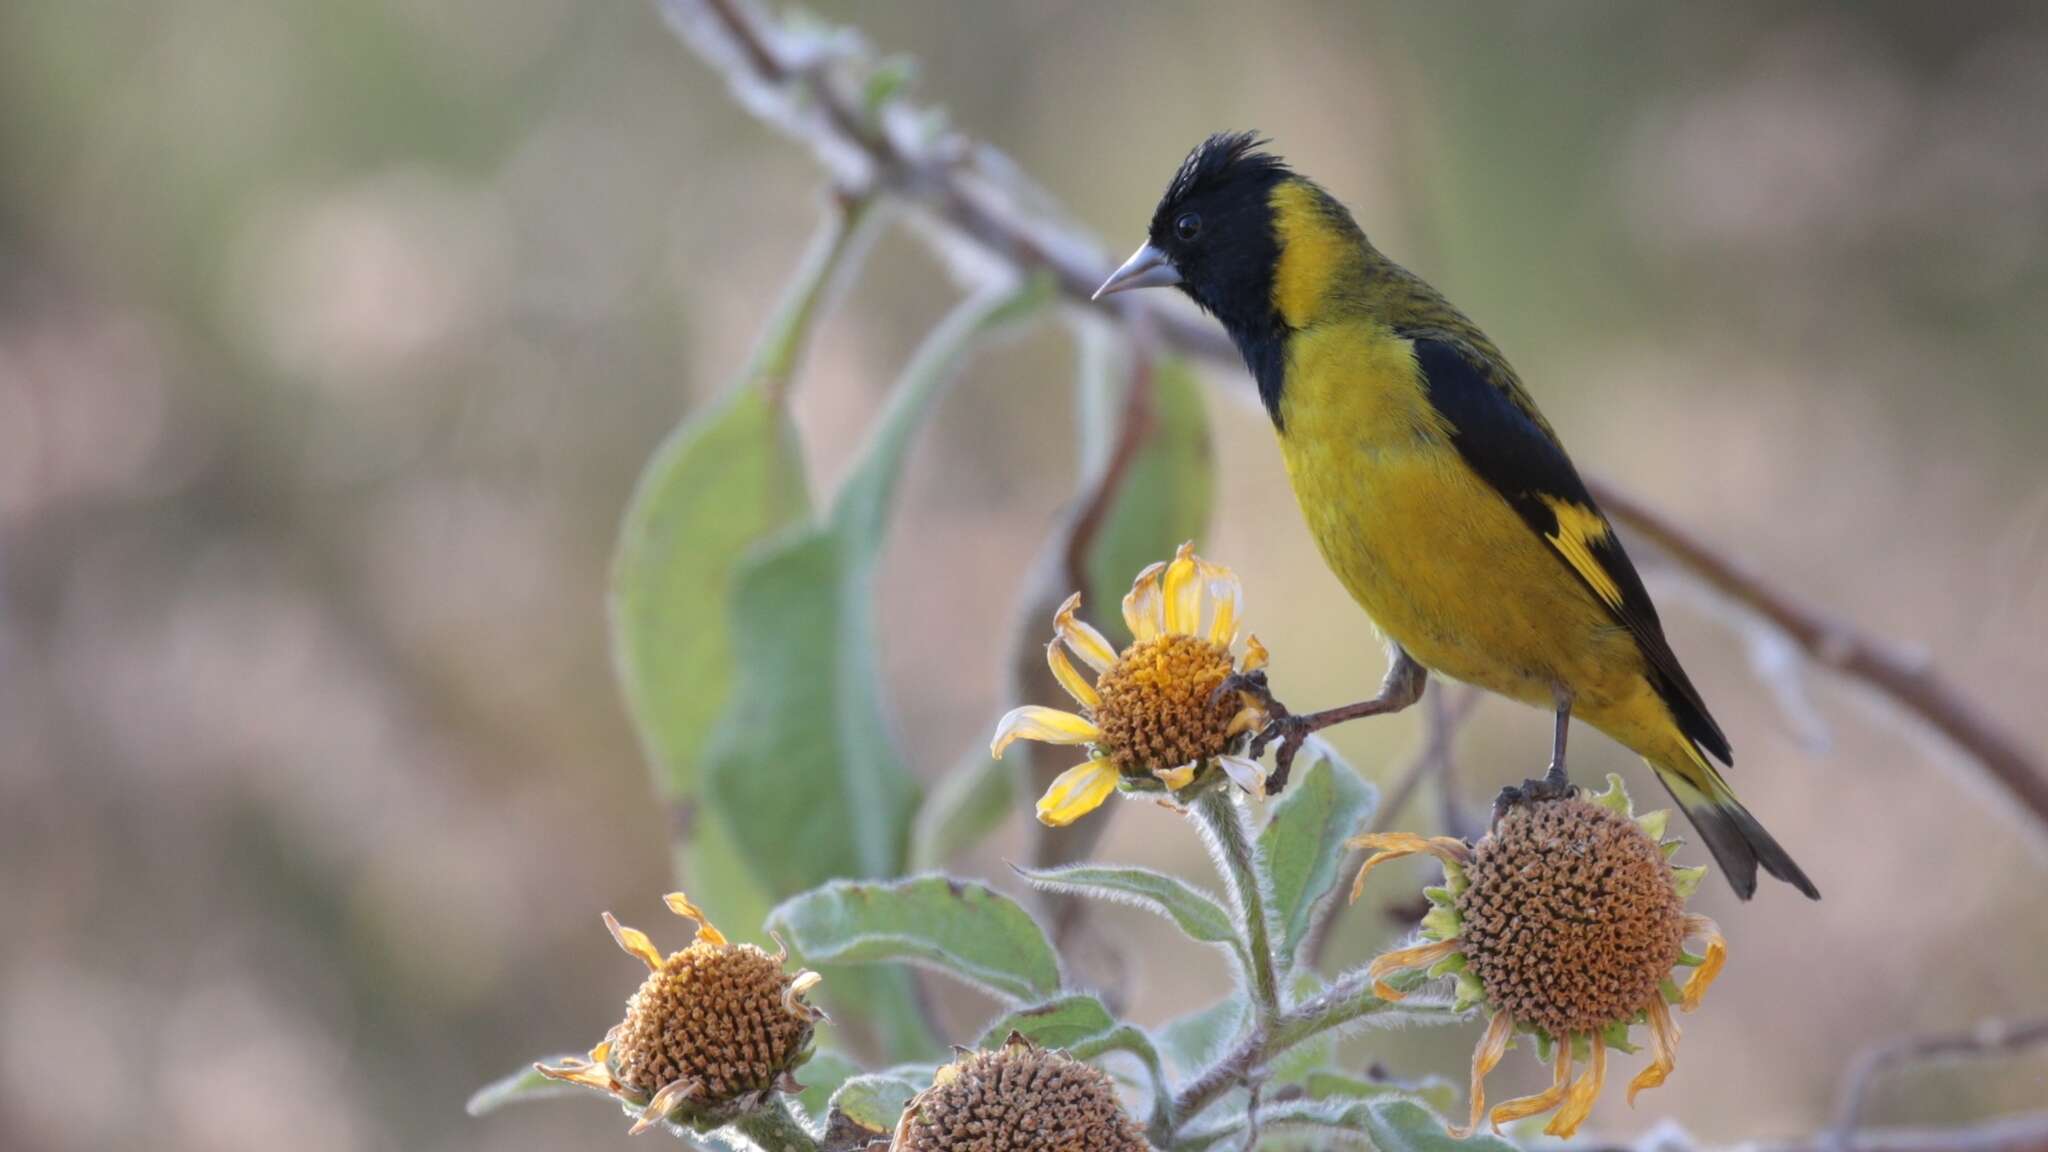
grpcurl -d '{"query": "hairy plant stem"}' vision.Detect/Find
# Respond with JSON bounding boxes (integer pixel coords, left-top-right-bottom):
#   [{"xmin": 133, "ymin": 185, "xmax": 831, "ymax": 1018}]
[
  {"xmin": 1193, "ymin": 787, "xmax": 1281, "ymax": 1020},
  {"xmin": 733, "ymin": 1099, "xmax": 821, "ymax": 1152}
]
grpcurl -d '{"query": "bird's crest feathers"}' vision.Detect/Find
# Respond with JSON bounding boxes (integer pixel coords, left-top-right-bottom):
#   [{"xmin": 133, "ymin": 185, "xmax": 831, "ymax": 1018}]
[{"xmin": 1158, "ymin": 132, "xmax": 1291, "ymax": 217}]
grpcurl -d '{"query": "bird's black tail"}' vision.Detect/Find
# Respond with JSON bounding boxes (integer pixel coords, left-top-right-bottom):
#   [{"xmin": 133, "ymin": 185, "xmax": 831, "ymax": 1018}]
[{"xmin": 1646, "ymin": 750, "xmax": 1820, "ymax": 901}]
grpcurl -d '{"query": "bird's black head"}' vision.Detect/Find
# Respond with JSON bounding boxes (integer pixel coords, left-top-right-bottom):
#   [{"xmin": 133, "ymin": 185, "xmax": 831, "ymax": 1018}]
[{"xmin": 1096, "ymin": 133, "xmax": 1297, "ymax": 415}]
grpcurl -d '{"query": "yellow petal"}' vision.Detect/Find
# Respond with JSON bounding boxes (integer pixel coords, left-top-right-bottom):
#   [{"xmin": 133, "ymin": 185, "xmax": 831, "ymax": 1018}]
[
  {"xmin": 1054, "ymin": 592, "xmax": 1117, "ymax": 673},
  {"xmin": 1217, "ymin": 754, "xmax": 1268, "ymax": 795},
  {"xmin": 604, "ymin": 913, "xmax": 665, "ymax": 971},
  {"xmin": 1488, "ymin": 1038, "xmax": 1573, "ymax": 1132},
  {"xmin": 1047, "ymin": 641, "xmax": 1101, "ymax": 710},
  {"xmin": 1121, "ymin": 562, "xmax": 1166, "ymax": 643},
  {"xmin": 1544, "ymin": 1031, "xmax": 1606, "ymax": 1137},
  {"xmin": 1226, "ymin": 706, "xmax": 1265, "ymax": 737},
  {"xmin": 1451, "ymin": 1010, "xmax": 1515, "ymax": 1139},
  {"xmin": 1365, "ymin": 937, "xmax": 1461, "ymax": 1001},
  {"xmin": 535, "ymin": 1057, "xmax": 617, "ymax": 1094},
  {"xmin": 663, "ymin": 892, "xmax": 726, "ymax": 947},
  {"xmin": 1162, "ymin": 542, "xmax": 1201, "ymax": 636},
  {"xmin": 630, "ymin": 1078, "xmax": 700, "ymax": 1135},
  {"xmin": 991, "ymin": 706, "xmax": 1101, "ymax": 759},
  {"xmin": 1680, "ymin": 914, "xmax": 1725, "ymax": 1012},
  {"xmin": 1241, "ymin": 633, "xmax": 1269, "ymax": 673},
  {"xmin": 1153, "ymin": 762, "xmax": 1197, "ymax": 790},
  {"xmin": 1035, "ymin": 758, "xmax": 1120, "ymax": 827},
  {"xmin": 1200, "ymin": 557, "xmax": 1243, "ymax": 645},
  {"xmin": 1628, "ymin": 995, "xmax": 1680, "ymax": 1105},
  {"xmin": 1346, "ymin": 833, "xmax": 1471, "ymax": 903}
]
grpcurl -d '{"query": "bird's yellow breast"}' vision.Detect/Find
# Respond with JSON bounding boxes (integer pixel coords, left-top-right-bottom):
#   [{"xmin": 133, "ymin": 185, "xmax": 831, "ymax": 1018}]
[{"xmin": 1273, "ymin": 322, "xmax": 1647, "ymax": 712}]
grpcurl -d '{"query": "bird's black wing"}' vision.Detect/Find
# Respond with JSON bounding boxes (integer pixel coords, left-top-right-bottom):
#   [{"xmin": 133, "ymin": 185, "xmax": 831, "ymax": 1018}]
[{"xmin": 1403, "ymin": 333, "xmax": 1733, "ymax": 765}]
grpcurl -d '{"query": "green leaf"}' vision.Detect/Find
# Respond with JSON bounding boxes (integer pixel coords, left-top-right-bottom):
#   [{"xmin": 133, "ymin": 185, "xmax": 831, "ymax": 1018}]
[
  {"xmin": 1082, "ymin": 356, "xmax": 1214, "ymax": 647},
  {"xmin": 1262, "ymin": 1098, "xmax": 1513, "ymax": 1152},
  {"xmin": 1260, "ymin": 743, "xmax": 1377, "ymax": 965},
  {"xmin": 1013, "ymin": 863, "xmax": 1239, "ymax": 951},
  {"xmin": 828, "ymin": 1072, "xmax": 924, "ymax": 1133},
  {"xmin": 794, "ymin": 1049, "xmax": 864, "ymax": 1123},
  {"xmin": 1155, "ymin": 997, "xmax": 1247, "ymax": 1078},
  {"xmin": 463, "ymin": 1058, "xmax": 585, "ymax": 1116},
  {"xmin": 977, "ymin": 994, "xmax": 1116, "ymax": 1050},
  {"xmin": 700, "ymin": 277, "xmax": 1052, "ymax": 899},
  {"xmin": 1302, "ymin": 1070, "xmax": 1458, "ymax": 1115},
  {"xmin": 1068, "ymin": 1023, "xmax": 1172, "ymax": 1127},
  {"xmin": 910, "ymin": 752, "xmax": 1013, "ymax": 872},
  {"xmin": 767, "ymin": 876, "xmax": 1061, "ymax": 1003}
]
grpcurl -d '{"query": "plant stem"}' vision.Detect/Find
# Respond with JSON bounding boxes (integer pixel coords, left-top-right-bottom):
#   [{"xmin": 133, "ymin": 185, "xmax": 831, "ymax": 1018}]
[
  {"xmin": 1193, "ymin": 787, "xmax": 1281, "ymax": 1021},
  {"xmin": 733, "ymin": 1100, "xmax": 820, "ymax": 1152}
]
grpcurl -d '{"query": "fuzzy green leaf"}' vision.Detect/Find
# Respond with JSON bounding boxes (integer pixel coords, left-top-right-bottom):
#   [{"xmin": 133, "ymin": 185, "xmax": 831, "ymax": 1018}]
[
  {"xmin": 767, "ymin": 876, "xmax": 1061, "ymax": 1003},
  {"xmin": 1013, "ymin": 862, "xmax": 1239, "ymax": 951},
  {"xmin": 1259, "ymin": 743, "xmax": 1377, "ymax": 963},
  {"xmin": 828, "ymin": 1072, "xmax": 925, "ymax": 1134},
  {"xmin": 977, "ymin": 994, "xmax": 1116, "ymax": 1050},
  {"xmin": 1155, "ymin": 998, "xmax": 1246, "ymax": 1078},
  {"xmin": 463, "ymin": 1058, "xmax": 587, "ymax": 1116},
  {"xmin": 1265, "ymin": 1098, "xmax": 1517, "ymax": 1152},
  {"xmin": 793, "ymin": 1049, "xmax": 863, "ymax": 1123}
]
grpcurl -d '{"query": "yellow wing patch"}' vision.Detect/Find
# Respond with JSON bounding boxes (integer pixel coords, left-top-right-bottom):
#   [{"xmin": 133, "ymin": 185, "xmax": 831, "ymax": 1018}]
[
  {"xmin": 1540, "ymin": 496, "xmax": 1624, "ymax": 610},
  {"xmin": 1269, "ymin": 181, "xmax": 1350, "ymax": 329}
]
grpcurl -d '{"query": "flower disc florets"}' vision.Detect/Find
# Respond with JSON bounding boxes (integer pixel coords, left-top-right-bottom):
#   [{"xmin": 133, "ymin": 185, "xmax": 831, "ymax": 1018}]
[
  {"xmin": 892, "ymin": 1034, "xmax": 1147, "ymax": 1152},
  {"xmin": 1456, "ymin": 796, "xmax": 1684, "ymax": 1038},
  {"xmin": 990, "ymin": 543, "xmax": 1274, "ymax": 827},
  {"xmin": 535, "ymin": 893, "xmax": 824, "ymax": 1135},
  {"xmin": 1347, "ymin": 776, "xmax": 1726, "ymax": 1140},
  {"xmin": 1093, "ymin": 632, "xmax": 1239, "ymax": 773}
]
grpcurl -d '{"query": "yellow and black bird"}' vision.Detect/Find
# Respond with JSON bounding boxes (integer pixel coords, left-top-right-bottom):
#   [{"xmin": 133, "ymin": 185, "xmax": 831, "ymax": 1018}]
[{"xmin": 1096, "ymin": 133, "xmax": 1817, "ymax": 900}]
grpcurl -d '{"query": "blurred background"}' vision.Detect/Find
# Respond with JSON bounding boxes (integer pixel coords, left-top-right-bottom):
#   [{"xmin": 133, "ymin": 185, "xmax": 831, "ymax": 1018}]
[{"xmin": 4, "ymin": 2, "xmax": 2047, "ymax": 1150}]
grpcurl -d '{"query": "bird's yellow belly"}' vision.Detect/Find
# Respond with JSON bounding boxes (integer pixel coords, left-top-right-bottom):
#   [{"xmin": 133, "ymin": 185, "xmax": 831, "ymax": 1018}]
[{"xmin": 1278, "ymin": 421, "xmax": 1645, "ymax": 716}]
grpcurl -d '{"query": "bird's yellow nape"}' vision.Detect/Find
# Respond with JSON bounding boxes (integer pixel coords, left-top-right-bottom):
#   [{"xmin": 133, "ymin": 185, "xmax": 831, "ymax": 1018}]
[{"xmin": 1267, "ymin": 181, "xmax": 1352, "ymax": 329}]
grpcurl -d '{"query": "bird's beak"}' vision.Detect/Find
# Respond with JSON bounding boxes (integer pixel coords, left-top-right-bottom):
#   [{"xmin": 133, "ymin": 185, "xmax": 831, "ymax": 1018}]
[{"xmin": 1092, "ymin": 243, "xmax": 1181, "ymax": 299}]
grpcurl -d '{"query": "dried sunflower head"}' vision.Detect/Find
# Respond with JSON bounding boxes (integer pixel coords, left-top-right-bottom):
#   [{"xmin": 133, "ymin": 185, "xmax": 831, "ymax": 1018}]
[
  {"xmin": 1349, "ymin": 776, "xmax": 1726, "ymax": 1139},
  {"xmin": 990, "ymin": 542, "xmax": 1272, "ymax": 826},
  {"xmin": 536, "ymin": 893, "xmax": 825, "ymax": 1134},
  {"xmin": 891, "ymin": 1033, "xmax": 1148, "ymax": 1152}
]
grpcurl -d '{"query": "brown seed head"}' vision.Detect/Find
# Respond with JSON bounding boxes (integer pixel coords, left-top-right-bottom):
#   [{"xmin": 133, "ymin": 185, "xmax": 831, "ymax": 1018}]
[
  {"xmin": 1092, "ymin": 633, "xmax": 1237, "ymax": 774},
  {"xmin": 1455, "ymin": 796, "xmax": 1685, "ymax": 1037},
  {"xmin": 609, "ymin": 939, "xmax": 815, "ymax": 1106},
  {"xmin": 895, "ymin": 1040, "xmax": 1147, "ymax": 1152}
]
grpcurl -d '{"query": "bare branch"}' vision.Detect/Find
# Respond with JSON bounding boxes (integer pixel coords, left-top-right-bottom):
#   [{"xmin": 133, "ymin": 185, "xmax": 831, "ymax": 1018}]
[
  {"xmin": 1830, "ymin": 1017, "xmax": 2048, "ymax": 1148},
  {"xmin": 653, "ymin": 0, "xmax": 2046, "ymax": 839}
]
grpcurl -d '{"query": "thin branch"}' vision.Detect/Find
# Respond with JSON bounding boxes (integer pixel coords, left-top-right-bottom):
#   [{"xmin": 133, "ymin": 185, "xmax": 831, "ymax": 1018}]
[
  {"xmin": 654, "ymin": 0, "xmax": 2045, "ymax": 838},
  {"xmin": 1830, "ymin": 1017, "xmax": 2048, "ymax": 1148}
]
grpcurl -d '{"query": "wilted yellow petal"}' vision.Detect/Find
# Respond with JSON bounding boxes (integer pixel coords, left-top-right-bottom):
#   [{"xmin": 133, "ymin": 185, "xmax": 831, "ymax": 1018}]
[
  {"xmin": 990, "ymin": 706, "xmax": 1101, "ymax": 759},
  {"xmin": 1347, "ymin": 833, "xmax": 1471, "ymax": 903},
  {"xmin": 662, "ymin": 892, "xmax": 726, "ymax": 947},
  {"xmin": 1152, "ymin": 762, "xmax": 1197, "ymax": 790},
  {"xmin": 1628, "ymin": 995, "xmax": 1680, "ymax": 1105},
  {"xmin": 535, "ymin": 1057, "xmax": 617, "ymax": 1094},
  {"xmin": 1200, "ymin": 557, "xmax": 1243, "ymax": 645},
  {"xmin": 1217, "ymin": 754, "xmax": 1268, "ymax": 795},
  {"xmin": 630, "ymin": 1077, "xmax": 700, "ymax": 1135},
  {"xmin": 604, "ymin": 913, "xmax": 665, "ymax": 971},
  {"xmin": 1488, "ymin": 1039, "xmax": 1573, "ymax": 1132},
  {"xmin": 1035, "ymin": 758, "xmax": 1120, "ymax": 827},
  {"xmin": 1680, "ymin": 914, "xmax": 1725, "ymax": 1012},
  {"xmin": 1225, "ymin": 706, "xmax": 1265, "ymax": 738},
  {"xmin": 1053, "ymin": 592, "xmax": 1116, "ymax": 672},
  {"xmin": 1122, "ymin": 562, "xmax": 1166, "ymax": 643},
  {"xmin": 1241, "ymin": 634, "xmax": 1269, "ymax": 673},
  {"xmin": 1162, "ymin": 542, "xmax": 1201, "ymax": 636},
  {"xmin": 785, "ymin": 969, "xmax": 823, "ymax": 1017},
  {"xmin": 1046, "ymin": 641, "xmax": 1101, "ymax": 710},
  {"xmin": 1365, "ymin": 937, "xmax": 1460, "ymax": 1000},
  {"xmin": 1451, "ymin": 1010, "xmax": 1515, "ymax": 1138},
  {"xmin": 1544, "ymin": 1032, "xmax": 1607, "ymax": 1137}
]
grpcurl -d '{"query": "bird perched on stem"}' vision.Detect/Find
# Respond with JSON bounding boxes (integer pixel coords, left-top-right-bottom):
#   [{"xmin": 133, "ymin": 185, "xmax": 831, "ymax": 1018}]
[{"xmin": 1096, "ymin": 133, "xmax": 1817, "ymax": 901}]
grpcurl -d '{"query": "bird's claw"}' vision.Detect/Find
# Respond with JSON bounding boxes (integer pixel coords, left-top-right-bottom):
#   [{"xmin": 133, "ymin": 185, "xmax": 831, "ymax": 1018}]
[
  {"xmin": 1489, "ymin": 768, "xmax": 1576, "ymax": 827},
  {"xmin": 1250, "ymin": 714, "xmax": 1310, "ymax": 796},
  {"xmin": 1211, "ymin": 669, "xmax": 1279, "ymax": 716}
]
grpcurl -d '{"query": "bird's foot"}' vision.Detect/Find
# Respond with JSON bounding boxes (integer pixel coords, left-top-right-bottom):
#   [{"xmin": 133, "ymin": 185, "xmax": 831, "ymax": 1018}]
[
  {"xmin": 1249, "ymin": 713, "xmax": 1313, "ymax": 797},
  {"xmin": 1490, "ymin": 764, "xmax": 1575, "ymax": 826},
  {"xmin": 1212, "ymin": 669, "xmax": 1284, "ymax": 721}
]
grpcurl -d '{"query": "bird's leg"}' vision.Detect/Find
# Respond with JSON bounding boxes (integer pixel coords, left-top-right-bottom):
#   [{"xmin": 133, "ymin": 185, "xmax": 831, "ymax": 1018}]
[
  {"xmin": 1235, "ymin": 648, "xmax": 1428, "ymax": 796},
  {"xmin": 1492, "ymin": 696, "xmax": 1576, "ymax": 824}
]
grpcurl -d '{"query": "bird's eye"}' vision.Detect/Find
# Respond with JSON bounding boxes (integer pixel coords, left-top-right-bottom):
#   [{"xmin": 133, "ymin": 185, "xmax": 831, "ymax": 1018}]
[{"xmin": 1175, "ymin": 212, "xmax": 1202, "ymax": 241}]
